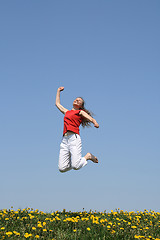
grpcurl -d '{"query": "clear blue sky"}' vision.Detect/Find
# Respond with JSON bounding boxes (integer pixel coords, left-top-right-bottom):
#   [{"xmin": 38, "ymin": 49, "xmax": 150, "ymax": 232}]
[{"xmin": 0, "ymin": 0, "xmax": 160, "ymax": 213}]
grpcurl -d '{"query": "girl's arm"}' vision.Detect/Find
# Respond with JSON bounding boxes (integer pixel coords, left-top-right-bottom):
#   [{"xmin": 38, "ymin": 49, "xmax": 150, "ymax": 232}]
[
  {"xmin": 55, "ymin": 87, "xmax": 68, "ymax": 114},
  {"xmin": 79, "ymin": 110, "xmax": 99, "ymax": 128}
]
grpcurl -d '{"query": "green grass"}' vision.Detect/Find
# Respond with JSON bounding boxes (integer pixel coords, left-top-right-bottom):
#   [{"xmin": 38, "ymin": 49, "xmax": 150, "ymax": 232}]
[{"xmin": 0, "ymin": 208, "xmax": 160, "ymax": 239}]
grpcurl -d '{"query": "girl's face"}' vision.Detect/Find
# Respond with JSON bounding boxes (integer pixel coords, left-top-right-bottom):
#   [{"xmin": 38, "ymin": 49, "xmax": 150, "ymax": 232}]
[{"xmin": 73, "ymin": 97, "xmax": 83, "ymax": 109}]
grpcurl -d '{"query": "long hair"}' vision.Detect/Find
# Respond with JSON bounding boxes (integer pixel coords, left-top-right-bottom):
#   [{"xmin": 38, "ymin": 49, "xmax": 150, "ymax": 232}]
[{"xmin": 79, "ymin": 97, "xmax": 93, "ymax": 128}]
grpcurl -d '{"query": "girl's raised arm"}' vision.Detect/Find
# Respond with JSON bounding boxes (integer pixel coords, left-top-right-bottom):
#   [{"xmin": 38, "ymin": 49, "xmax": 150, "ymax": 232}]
[
  {"xmin": 79, "ymin": 110, "xmax": 99, "ymax": 128},
  {"xmin": 55, "ymin": 87, "xmax": 68, "ymax": 114}
]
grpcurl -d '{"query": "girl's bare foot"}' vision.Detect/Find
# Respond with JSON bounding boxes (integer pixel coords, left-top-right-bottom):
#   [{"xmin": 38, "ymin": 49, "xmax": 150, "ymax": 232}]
[{"xmin": 85, "ymin": 153, "xmax": 98, "ymax": 163}]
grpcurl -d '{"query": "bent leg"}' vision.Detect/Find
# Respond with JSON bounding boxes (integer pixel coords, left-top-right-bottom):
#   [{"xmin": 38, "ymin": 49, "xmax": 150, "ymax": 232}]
[
  {"xmin": 69, "ymin": 134, "xmax": 87, "ymax": 170},
  {"xmin": 58, "ymin": 138, "xmax": 72, "ymax": 173}
]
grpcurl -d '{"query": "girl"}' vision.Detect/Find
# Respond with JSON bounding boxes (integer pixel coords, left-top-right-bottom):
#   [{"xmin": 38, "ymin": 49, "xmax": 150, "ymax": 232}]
[{"xmin": 56, "ymin": 87, "xmax": 99, "ymax": 173}]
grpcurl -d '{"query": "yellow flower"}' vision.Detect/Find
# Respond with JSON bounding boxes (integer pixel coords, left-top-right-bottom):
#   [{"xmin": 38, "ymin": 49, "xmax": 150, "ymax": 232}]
[
  {"xmin": 35, "ymin": 235, "xmax": 40, "ymax": 238},
  {"xmin": 87, "ymin": 227, "xmax": 91, "ymax": 231},
  {"xmin": 24, "ymin": 233, "xmax": 32, "ymax": 238},
  {"xmin": 73, "ymin": 229, "xmax": 77, "ymax": 232},
  {"xmin": 43, "ymin": 229, "xmax": 47, "ymax": 232},
  {"xmin": 1, "ymin": 227, "xmax": 5, "ymax": 230},
  {"xmin": 6, "ymin": 232, "xmax": 13, "ymax": 236},
  {"xmin": 38, "ymin": 223, "xmax": 43, "ymax": 228},
  {"xmin": 134, "ymin": 235, "xmax": 139, "ymax": 239},
  {"xmin": 13, "ymin": 231, "xmax": 20, "ymax": 236},
  {"xmin": 131, "ymin": 226, "xmax": 137, "ymax": 229},
  {"xmin": 32, "ymin": 227, "xmax": 36, "ymax": 230}
]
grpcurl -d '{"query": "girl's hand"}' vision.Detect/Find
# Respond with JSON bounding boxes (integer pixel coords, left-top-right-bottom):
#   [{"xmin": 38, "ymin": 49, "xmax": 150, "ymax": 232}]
[
  {"xmin": 58, "ymin": 87, "xmax": 64, "ymax": 92},
  {"xmin": 94, "ymin": 122, "xmax": 99, "ymax": 128}
]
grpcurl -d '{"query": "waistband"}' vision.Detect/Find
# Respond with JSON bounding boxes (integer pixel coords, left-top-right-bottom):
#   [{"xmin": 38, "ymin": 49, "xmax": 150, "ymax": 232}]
[{"xmin": 64, "ymin": 131, "xmax": 75, "ymax": 136}]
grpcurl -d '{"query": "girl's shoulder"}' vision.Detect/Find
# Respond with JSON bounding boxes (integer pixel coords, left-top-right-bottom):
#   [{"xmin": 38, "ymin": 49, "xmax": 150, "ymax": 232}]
[{"xmin": 79, "ymin": 109, "xmax": 86, "ymax": 115}]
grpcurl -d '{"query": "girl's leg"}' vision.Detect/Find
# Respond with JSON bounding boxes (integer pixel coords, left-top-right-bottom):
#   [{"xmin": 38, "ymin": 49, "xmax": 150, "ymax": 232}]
[
  {"xmin": 58, "ymin": 137, "xmax": 72, "ymax": 173},
  {"xmin": 69, "ymin": 134, "xmax": 88, "ymax": 170}
]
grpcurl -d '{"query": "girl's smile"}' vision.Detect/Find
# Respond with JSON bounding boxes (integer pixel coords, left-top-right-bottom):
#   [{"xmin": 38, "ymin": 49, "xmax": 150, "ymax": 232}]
[{"xmin": 73, "ymin": 98, "xmax": 83, "ymax": 109}]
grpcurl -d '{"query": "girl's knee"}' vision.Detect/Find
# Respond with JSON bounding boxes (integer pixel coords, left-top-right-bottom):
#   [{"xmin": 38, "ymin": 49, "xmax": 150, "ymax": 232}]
[
  {"xmin": 58, "ymin": 165, "xmax": 66, "ymax": 173},
  {"xmin": 59, "ymin": 168, "xmax": 66, "ymax": 173},
  {"xmin": 72, "ymin": 163, "xmax": 80, "ymax": 170},
  {"xmin": 58, "ymin": 165, "xmax": 72, "ymax": 173},
  {"xmin": 73, "ymin": 167, "xmax": 80, "ymax": 171}
]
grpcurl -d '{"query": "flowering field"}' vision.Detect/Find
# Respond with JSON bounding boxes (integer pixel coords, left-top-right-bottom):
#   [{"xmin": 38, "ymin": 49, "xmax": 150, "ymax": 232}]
[{"xmin": 0, "ymin": 208, "xmax": 160, "ymax": 239}]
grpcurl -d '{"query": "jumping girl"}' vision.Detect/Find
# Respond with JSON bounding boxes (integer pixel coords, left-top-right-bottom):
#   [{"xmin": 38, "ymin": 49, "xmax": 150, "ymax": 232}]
[{"xmin": 56, "ymin": 87, "xmax": 99, "ymax": 173}]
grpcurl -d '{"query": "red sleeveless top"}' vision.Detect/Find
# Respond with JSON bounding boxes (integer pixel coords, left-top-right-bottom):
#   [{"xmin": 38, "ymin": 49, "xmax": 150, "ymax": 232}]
[{"xmin": 63, "ymin": 110, "xmax": 83, "ymax": 135}]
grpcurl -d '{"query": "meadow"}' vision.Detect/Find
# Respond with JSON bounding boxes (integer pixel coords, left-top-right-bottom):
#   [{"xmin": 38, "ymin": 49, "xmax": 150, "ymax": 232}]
[{"xmin": 0, "ymin": 208, "xmax": 160, "ymax": 239}]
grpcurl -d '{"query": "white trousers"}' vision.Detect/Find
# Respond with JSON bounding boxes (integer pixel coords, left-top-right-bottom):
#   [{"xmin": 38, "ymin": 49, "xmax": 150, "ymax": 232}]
[{"xmin": 58, "ymin": 133, "xmax": 87, "ymax": 173}]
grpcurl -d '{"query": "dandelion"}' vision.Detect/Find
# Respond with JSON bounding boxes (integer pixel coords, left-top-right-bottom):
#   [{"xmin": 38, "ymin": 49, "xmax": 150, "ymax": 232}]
[
  {"xmin": 29, "ymin": 215, "xmax": 34, "ymax": 219},
  {"xmin": 134, "ymin": 235, "xmax": 140, "ymax": 239},
  {"xmin": 6, "ymin": 232, "xmax": 13, "ymax": 236},
  {"xmin": 145, "ymin": 227, "xmax": 149, "ymax": 230},
  {"xmin": 0, "ymin": 208, "xmax": 160, "ymax": 239},
  {"xmin": 24, "ymin": 233, "xmax": 32, "ymax": 238},
  {"xmin": 131, "ymin": 226, "xmax": 137, "ymax": 229},
  {"xmin": 37, "ymin": 223, "xmax": 43, "ymax": 228},
  {"xmin": 13, "ymin": 231, "xmax": 20, "ymax": 236}
]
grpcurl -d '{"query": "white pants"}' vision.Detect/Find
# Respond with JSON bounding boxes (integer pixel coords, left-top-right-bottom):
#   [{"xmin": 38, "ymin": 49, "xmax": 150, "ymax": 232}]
[{"xmin": 58, "ymin": 133, "xmax": 87, "ymax": 172}]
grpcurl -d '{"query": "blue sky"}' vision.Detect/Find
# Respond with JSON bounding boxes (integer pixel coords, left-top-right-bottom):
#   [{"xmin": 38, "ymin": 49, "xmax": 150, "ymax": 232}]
[{"xmin": 0, "ymin": 0, "xmax": 160, "ymax": 213}]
